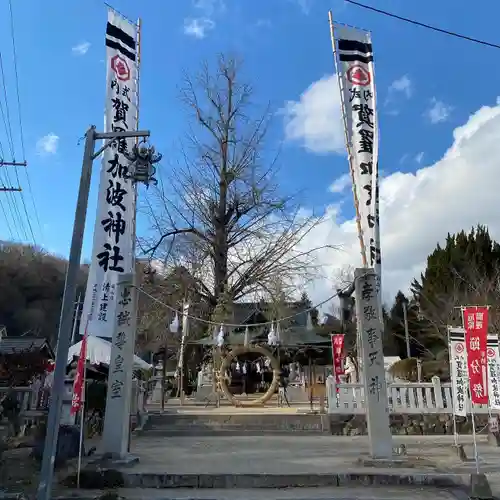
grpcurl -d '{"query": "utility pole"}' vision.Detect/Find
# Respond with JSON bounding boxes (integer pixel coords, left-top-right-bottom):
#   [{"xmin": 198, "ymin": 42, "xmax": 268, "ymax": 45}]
[
  {"xmin": 402, "ymin": 300, "xmax": 411, "ymax": 358},
  {"xmin": 0, "ymin": 161, "xmax": 27, "ymax": 166},
  {"xmin": 0, "ymin": 161, "xmax": 27, "ymax": 191},
  {"xmin": 36, "ymin": 125, "xmax": 151, "ymax": 500}
]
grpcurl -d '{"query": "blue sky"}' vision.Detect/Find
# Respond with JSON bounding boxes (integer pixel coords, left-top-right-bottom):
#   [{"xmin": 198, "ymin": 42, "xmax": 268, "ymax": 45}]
[{"xmin": 1, "ymin": 0, "xmax": 500, "ymax": 300}]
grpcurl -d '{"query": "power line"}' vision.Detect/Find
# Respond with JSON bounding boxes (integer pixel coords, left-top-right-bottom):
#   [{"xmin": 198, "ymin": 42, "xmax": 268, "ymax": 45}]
[
  {"xmin": 7, "ymin": 0, "xmax": 40, "ymax": 245},
  {"xmin": 0, "ymin": 196, "xmax": 14, "ymax": 239},
  {"xmin": 344, "ymin": 0, "xmax": 500, "ymax": 50},
  {"xmin": 0, "ymin": 47, "xmax": 27, "ymax": 241},
  {"xmin": 132, "ymin": 271, "xmax": 373, "ymax": 329},
  {"xmin": 0, "ymin": 52, "xmax": 15, "ymax": 157},
  {"xmin": 8, "ymin": 0, "xmax": 26, "ymax": 159}
]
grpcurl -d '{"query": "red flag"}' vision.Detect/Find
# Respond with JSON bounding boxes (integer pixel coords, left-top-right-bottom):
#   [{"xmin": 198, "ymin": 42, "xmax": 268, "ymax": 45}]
[
  {"xmin": 331, "ymin": 334, "xmax": 345, "ymax": 384},
  {"xmin": 70, "ymin": 327, "xmax": 88, "ymax": 415},
  {"xmin": 464, "ymin": 307, "xmax": 489, "ymax": 405}
]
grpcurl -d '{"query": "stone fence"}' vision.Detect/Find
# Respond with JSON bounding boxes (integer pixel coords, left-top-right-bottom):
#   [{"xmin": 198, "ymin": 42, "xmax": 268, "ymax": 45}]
[{"xmin": 326, "ymin": 375, "xmax": 493, "ymax": 415}]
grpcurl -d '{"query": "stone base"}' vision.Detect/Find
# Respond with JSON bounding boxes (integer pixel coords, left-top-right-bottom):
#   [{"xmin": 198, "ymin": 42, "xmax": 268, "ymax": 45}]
[
  {"xmin": 329, "ymin": 413, "xmax": 491, "ymax": 436},
  {"xmin": 356, "ymin": 455, "xmax": 436, "ymax": 469},
  {"xmin": 451, "ymin": 444, "xmax": 469, "ymax": 462},
  {"xmin": 469, "ymin": 472, "xmax": 493, "ymax": 499},
  {"xmin": 487, "ymin": 431, "xmax": 500, "ymax": 447}
]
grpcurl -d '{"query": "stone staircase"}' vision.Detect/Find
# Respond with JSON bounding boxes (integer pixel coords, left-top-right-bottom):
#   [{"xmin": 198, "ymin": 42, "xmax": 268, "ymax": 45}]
[{"xmin": 137, "ymin": 412, "xmax": 330, "ymax": 436}]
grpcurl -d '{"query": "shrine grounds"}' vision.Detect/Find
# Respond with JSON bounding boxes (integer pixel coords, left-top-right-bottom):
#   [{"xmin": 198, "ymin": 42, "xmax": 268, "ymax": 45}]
[{"xmin": 49, "ymin": 433, "xmax": 500, "ymax": 500}]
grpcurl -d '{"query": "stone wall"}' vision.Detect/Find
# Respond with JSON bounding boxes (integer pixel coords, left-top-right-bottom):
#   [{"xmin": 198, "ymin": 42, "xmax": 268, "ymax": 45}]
[{"xmin": 328, "ymin": 413, "xmax": 491, "ymax": 436}]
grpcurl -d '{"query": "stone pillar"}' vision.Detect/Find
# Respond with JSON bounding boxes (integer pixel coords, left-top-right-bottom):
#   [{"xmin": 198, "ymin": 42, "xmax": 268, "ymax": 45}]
[
  {"xmin": 59, "ymin": 379, "xmax": 76, "ymax": 426},
  {"xmin": 354, "ymin": 268, "xmax": 392, "ymax": 459},
  {"xmin": 102, "ymin": 273, "xmax": 137, "ymax": 459}
]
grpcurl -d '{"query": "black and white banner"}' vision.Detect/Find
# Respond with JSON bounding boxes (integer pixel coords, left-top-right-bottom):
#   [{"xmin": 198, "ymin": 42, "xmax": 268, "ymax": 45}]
[
  {"xmin": 448, "ymin": 327, "xmax": 468, "ymax": 417},
  {"xmin": 335, "ymin": 26, "xmax": 380, "ymax": 278},
  {"xmin": 487, "ymin": 333, "xmax": 500, "ymax": 410},
  {"xmin": 80, "ymin": 9, "xmax": 138, "ymax": 338}
]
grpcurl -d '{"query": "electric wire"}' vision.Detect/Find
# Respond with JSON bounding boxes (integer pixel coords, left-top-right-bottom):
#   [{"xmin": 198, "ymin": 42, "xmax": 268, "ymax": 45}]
[
  {"xmin": 0, "ymin": 47, "xmax": 25, "ymax": 240},
  {"xmin": 0, "ymin": 133, "xmax": 15, "ymax": 239},
  {"xmin": 132, "ymin": 270, "xmax": 373, "ymax": 329},
  {"xmin": 8, "ymin": 0, "xmax": 42, "ymax": 244},
  {"xmin": 344, "ymin": 0, "xmax": 500, "ymax": 50},
  {"xmin": 0, "ymin": 196, "xmax": 14, "ymax": 240},
  {"xmin": 0, "ymin": 52, "xmax": 15, "ymax": 156}
]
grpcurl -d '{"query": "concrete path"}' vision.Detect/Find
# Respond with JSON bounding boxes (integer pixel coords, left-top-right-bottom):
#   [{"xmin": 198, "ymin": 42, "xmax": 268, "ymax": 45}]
[
  {"xmin": 71, "ymin": 434, "xmax": 500, "ymax": 498},
  {"xmin": 127, "ymin": 434, "xmax": 476, "ymax": 475},
  {"xmin": 56, "ymin": 486, "xmax": 465, "ymax": 500}
]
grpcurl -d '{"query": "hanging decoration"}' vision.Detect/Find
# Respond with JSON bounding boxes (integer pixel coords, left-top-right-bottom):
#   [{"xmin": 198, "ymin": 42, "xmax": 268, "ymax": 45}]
[
  {"xmin": 306, "ymin": 311, "xmax": 314, "ymax": 331},
  {"xmin": 170, "ymin": 312, "xmax": 179, "ymax": 334},
  {"xmin": 268, "ymin": 322, "xmax": 277, "ymax": 346},
  {"xmin": 217, "ymin": 324, "xmax": 225, "ymax": 348}
]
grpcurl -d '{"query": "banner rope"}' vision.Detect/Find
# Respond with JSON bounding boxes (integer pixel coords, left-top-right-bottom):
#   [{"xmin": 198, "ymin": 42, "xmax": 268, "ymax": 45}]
[{"xmin": 133, "ymin": 270, "xmax": 374, "ymax": 328}]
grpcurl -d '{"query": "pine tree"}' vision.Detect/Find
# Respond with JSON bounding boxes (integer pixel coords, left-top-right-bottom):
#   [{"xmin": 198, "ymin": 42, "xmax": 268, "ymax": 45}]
[
  {"xmin": 298, "ymin": 291, "xmax": 319, "ymax": 326},
  {"xmin": 387, "ymin": 291, "xmax": 425, "ymax": 358},
  {"xmin": 411, "ymin": 225, "xmax": 500, "ymax": 356}
]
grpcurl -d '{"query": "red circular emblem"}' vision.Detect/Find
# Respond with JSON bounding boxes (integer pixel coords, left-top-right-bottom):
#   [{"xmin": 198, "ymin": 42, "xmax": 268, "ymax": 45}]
[
  {"xmin": 455, "ymin": 343, "xmax": 464, "ymax": 354},
  {"xmin": 488, "ymin": 347, "xmax": 495, "ymax": 358},
  {"xmin": 347, "ymin": 64, "xmax": 371, "ymax": 87},
  {"xmin": 111, "ymin": 54, "xmax": 131, "ymax": 82}
]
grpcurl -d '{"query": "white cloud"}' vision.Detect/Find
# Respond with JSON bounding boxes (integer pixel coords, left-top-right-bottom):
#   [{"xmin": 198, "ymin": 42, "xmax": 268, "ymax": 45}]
[
  {"xmin": 385, "ymin": 75, "xmax": 412, "ymax": 116},
  {"xmin": 71, "ymin": 41, "xmax": 90, "ymax": 56},
  {"xmin": 287, "ymin": 76, "xmax": 500, "ymax": 308},
  {"xmin": 293, "ymin": 0, "xmax": 313, "ymax": 14},
  {"xmin": 256, "ymin": 19, "xmax": 272, "ymax": 28},
  {"xmin": 414, "ymin": 152, "xmax": 424, "ymax": 164},
  {"xmin": 388, "ymin": 75, "xmax": 412, "ymax": 98},
  {"xmin": 329, "ymin": 173, "xmax": 351, "ymax": 193},
  {"xmin": 194, "ymin": 0, "xmax": 225, "ymax": 15},
  {"xmin": 36, "ymin": 133, "xmax": 59, "ymax": 155},
  {"xmin": 183, "ymin": 18, "xmax": 215, "ymax": 39},
  {"xmin": 425, "ymin": 98, "xmax": 453, "ymax": 124},
  {"xmin": 283, "ymin": 74, "xmax": 344, "ymax": 154},
  {"xmin": 184, "ymin": 0, "xmax": 224, "ymax": 38}
]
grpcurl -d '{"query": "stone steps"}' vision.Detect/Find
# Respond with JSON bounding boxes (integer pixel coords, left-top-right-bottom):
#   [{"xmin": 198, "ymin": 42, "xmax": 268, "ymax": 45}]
[
  {"xmin": 53, "ymin": 485, "xmax": 468, "ymax": 500},
  {"xmin": 140, "ymin": 413, "xmax": 329, "ymax": 435},
  {"xmin": 139, "ymin": 428, "xmax": 324, "ymax": 437},
  {"xmin": 61, "ymin": 470, "xmax": 469, "ymax": 492}
]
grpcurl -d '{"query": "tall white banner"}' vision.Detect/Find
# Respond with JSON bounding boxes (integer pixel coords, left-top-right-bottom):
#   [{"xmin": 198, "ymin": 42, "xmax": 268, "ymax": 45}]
[
  {"xmin": 487, "ymin": 333, "xmax": 500, "ymax": 410},
  {"xmin": 80, "ymin": 9, "xmax": 138, "ymax": 338},
  {"xmin": 335, "ymin": 27, "xmax": 381, "ymax": 278},
  {"xmin": 448, "ymin": 327, "xmax": 467, "ymax": 417}
]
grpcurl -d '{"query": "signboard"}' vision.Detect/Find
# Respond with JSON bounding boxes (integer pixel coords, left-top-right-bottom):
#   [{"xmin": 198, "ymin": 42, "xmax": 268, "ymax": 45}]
[
  {"xmin": 464, "ymin": 307, "xmax": 489, "ymax": 405},
  {"xmin": 448, "ymin": 327, "xmax": 467, "ymax": 416},
  {"xmin": 80, "ymin": 8, "xmax": 139, "ymax": 338}
]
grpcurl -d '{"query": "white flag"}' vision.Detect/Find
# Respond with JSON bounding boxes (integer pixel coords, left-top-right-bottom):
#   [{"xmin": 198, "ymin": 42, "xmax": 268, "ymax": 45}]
[
  {"xmin": 80, "ymin": 9, "xmax": 139, "ymax": 338},
  {"xmin": 335, "ymin": 26, "xmax": 381, "ymax": 278},
  {"xmin": 448, "ymin": 328, "xmax": 467, "ymax": 417}
]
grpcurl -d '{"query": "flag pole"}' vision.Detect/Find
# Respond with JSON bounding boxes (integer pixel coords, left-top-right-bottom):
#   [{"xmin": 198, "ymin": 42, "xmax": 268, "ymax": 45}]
[
  {"xmin": 462, "ymin": 306, "xmax": 481, "ymax": 475},
  {"xmin": 328, "ymin": 10, "xmax": 368, "ymax": 267},
  {"xmin": 76, "ymin": 318, "xmax": 89, "ymax": 488},
  {"xmin": 447, "ymin": 326, "xmax": 459, "ymax": 447},
  {"xmin": 135, "ymin": 17, "xmax": 142, "ymax": 141},
  {"xmin": 76, "ymin": 360, "xmax": 87, "ymax": 488}
]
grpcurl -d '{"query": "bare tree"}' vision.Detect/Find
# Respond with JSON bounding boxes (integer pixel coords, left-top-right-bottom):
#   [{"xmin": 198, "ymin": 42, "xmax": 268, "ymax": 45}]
[
  {"xmin": 135, "ymin": 262, "xmax": 209, "ymax": 354},
  {"xmin": 140, "ymin": 55, "xmax": 332, "ymax": 309}
]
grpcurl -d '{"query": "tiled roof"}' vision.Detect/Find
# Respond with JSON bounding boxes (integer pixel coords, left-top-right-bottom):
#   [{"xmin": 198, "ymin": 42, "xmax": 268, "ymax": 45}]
[{"xmin": 0, "ymin": 337, "xmax": 53, "ymax": 356}]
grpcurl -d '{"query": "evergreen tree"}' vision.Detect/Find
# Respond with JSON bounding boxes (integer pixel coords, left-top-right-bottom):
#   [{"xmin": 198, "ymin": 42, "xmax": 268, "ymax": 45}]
[
  {"xmin": 411, "ymin": 225, "xmax": 500, "ymax": 355},
  {"xmin": 387, "ymin": 291, "xmax": 425, "ymax": 358},
  {"xmin": 298, "ymin": 291, "xmax": 319, "ymax": 326}
]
